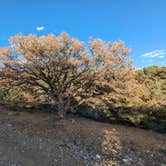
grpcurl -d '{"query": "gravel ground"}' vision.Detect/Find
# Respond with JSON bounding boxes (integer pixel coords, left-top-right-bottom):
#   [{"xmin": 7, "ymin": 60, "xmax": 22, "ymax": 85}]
[{"xmin": 0, "ymin": 107, "xmax": 165, "ymax": 166}]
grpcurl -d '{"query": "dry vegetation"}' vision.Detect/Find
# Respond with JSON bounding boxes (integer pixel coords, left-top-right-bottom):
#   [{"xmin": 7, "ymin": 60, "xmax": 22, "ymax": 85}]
[{"xmin": 0, "ymin": 32, "xmax": 144, "ymax": 117}]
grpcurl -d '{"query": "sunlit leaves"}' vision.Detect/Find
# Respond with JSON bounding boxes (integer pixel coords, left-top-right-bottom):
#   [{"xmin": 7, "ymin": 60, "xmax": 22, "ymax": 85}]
[{"xmin": 0, "ymin": 32, "xmax": 141, "ymax": 117}]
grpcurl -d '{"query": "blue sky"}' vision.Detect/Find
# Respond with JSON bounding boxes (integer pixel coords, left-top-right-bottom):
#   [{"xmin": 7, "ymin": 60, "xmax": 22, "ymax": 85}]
[{"xmin": 0, "ymin": 0, "xmax": 166, "ymax": 68}]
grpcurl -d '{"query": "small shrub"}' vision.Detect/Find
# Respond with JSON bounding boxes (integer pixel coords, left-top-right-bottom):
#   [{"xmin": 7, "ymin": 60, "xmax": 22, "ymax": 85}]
[{"xmin": 0, "ymin": 90, "xmax": 25, "ymax": 104}]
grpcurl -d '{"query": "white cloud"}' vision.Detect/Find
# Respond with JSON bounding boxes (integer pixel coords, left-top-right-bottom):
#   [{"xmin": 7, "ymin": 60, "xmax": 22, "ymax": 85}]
[
  {"xmin": 142, "ymin": 49, "xmax": 166, "ymax": 58},
  {"xmin": 158, "ymin": 55, "xmax": 164, "ymax": 58},
  {"xmin": 36, "ymin": 26, "xmax": 45, "ymax": 31}
]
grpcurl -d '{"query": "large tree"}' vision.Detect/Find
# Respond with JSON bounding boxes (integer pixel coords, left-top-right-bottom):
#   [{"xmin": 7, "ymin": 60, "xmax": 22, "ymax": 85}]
[{"xmin": 0, "ymin": 32, "xmax": 140, "ymax": 117}]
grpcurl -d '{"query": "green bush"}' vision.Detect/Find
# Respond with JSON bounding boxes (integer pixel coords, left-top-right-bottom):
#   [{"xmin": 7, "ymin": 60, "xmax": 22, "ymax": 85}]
[{"xmin": 0, "ymin": 91, "xmax": 25, "ymax": 104}]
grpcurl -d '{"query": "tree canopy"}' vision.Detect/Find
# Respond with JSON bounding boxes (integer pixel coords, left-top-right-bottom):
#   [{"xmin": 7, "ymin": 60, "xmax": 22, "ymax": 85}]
[{"xmin": 0, "ymin": 33, "xmax": 148, "ymax": 117}]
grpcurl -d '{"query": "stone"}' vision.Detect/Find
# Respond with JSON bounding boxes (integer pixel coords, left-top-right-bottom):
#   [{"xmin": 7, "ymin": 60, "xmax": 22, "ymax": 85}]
[{"xmin": 96, "ymin": 154, "xmax": 101, "ymax": 160}]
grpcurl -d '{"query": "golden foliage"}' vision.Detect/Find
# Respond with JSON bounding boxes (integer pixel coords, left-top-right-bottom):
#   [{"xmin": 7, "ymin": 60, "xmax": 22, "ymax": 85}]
[{"xmin": 0, "ymin": 32, "xmax": 145, "ymax": 117}]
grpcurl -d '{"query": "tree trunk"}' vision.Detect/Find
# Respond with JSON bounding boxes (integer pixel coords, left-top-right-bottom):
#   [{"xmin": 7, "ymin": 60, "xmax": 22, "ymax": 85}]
[
  {"xmin": 57, "ymin": 94, "xmax": 65, "ymax": 118},
  {"xmin": 56, "ymin": 93, "xmax": 75, "ymax": 118}
]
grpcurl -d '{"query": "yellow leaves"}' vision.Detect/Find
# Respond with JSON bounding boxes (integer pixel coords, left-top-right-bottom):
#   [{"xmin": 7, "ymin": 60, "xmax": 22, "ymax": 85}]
[
  {"xmin": 0, "ymin": 47, "xmax": 10, "ymax": 59},
  {"xmin": 90, "ymin": 39, "xmax": 106, "ymax": 57},
  {"xmin": 0, "ymin": 32, "xmax": 141, "ymax": 111},
  {"xmin": 7, "ymin": 33, "xmax": 131, "ymax": 74},
  {"xmin": 69, "ymin": 38, "xmax": 84, "ymax": 56},
  {"xmin": 10, "ymin": 33, "xmax": 25, "ymax": 45},
  {"xmin": 67, "ymin": 58, "xmax": 83, "ymax": 66},
  {"xmin": 59, "ymin": 32, "xmax": 71, "ymax": 43},
  {"xmin": 147, "ymin": 99, "xmax": 160, "ymax": 109},
  {"xmin": 39, "ymin": 35, "xmax": 62, "ymax": 56}
]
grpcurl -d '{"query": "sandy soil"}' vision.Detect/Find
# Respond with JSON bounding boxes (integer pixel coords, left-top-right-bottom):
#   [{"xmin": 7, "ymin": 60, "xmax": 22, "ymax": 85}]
[{"xmin": 0, "ymin": 106, "xmax": 165, "ymax": 166}]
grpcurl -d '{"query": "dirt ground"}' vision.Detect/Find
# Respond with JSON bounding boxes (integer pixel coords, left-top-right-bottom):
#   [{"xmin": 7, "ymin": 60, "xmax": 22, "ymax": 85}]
[{"xmin": 0, "ymin": 106, "xmax": 165, "ymax": 166}]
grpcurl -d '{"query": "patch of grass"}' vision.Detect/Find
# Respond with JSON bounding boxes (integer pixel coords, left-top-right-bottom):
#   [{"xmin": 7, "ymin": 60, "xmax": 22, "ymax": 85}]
[{"xmin": 127, "ymin": 114, "xmax": 145, "ymax": 126}]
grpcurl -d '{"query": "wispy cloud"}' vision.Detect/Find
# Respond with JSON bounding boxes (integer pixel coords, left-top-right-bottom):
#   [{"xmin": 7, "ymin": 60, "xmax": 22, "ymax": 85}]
[
  {"xmin": 142, "ymin": 49, "xmax": 166, "ymax": 58},
  {"xmin": 36, "ymin": 26, "xmax": 45, "ymax": 31}
]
